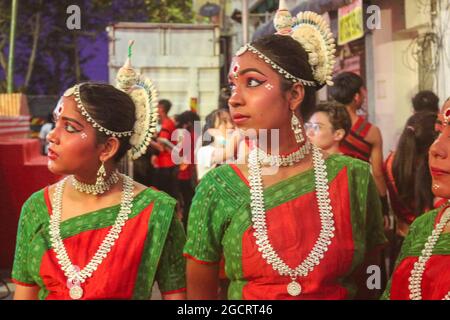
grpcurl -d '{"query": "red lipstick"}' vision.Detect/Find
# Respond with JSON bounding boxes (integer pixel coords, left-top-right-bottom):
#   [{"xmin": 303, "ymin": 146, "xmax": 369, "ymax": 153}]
[
  {"xmin": 232, "ymin": 113, "xmax": 250, "ymax": 124},
  {"xmin": 48, "ymin": 148, "xmax": 59, "ymax": 160}
]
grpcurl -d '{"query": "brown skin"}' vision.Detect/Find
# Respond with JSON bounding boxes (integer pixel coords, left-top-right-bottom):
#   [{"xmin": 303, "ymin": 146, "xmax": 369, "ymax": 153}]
[
  {"xmin": 429, "ymin": 105, "xmax": 450, "ymax": 235},
  {"xmin": 187, "ymin": 51, "xmax": 318, "ymax": 299},
  {"xmin": 306, "ymin": 111, "xmax": 346, "ymax": 155},
  {"xmin": 345, "ymin": 87, "xmax": 387, "ymax": 197},
  {"xmin": 14, "ymin": 96, "xmax": 185, "ymax": 300},
  {"xmin": 344, "ymin": 87, "xmax": 389, "ymax": 230}
]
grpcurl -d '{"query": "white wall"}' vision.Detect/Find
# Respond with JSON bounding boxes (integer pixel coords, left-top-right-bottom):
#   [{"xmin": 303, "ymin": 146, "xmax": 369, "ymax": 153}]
[
  {"xmin": 108, "ymin": 24, "xmax": 221, "ymax": 119},
  {"xmin": 436, "ymin": 2, "xmax": 450, "ymax": 104},
  {"xmin": 372, "ymin": 8, "xmax": 419, "ymax": 156}
]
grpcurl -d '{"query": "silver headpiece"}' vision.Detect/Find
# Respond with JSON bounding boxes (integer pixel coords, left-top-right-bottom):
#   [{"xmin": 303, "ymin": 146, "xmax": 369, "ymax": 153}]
[
  {"xmin": 63, "ymin": 84, "xmax": 133, "ymax": 138},
  {"xmin": 236, "ymin": 0, "xmax": 336, "ymax": 87},
  {"xmin": 62, "ymin": 41, "xmax": 159, "ymax": 160}
]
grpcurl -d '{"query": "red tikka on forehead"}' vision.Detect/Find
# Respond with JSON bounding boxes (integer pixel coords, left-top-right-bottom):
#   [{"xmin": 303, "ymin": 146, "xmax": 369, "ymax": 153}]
[
  {"xmin": 54, "ymin": 97, "xmax": 64, "ymax": 119},
  {"xmin": 231, "ymin": 61, "xmax": 240, "ymax": 79},
  {"xmin": 444, "ymin": 107, "xmax": 450, "ymax": 125}
]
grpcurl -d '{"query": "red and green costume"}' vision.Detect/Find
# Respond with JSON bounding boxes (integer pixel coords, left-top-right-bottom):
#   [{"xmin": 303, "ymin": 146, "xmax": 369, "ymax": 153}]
[
  {"xmin": 340, "ymin": 116, "xmax": 373, "ymax": 163},
  {"xmin": 382, "ymin": 207, "xmax": 450, "ymax": 300},
  {"xmin": 184, "ymin": 154, "xmax": 386, "ymax": 300},
  {"xmin": 12, "ymin": 187, "xmax": 186, "ymax": 300}
]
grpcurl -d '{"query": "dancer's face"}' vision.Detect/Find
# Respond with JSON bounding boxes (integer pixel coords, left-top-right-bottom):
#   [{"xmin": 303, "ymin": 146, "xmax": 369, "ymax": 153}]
[
  {"xmin": 46, "ymin": 96, "xmax": 102, "ymax": 176},
  {"xmin": 429, "ymin": 106, "xmax": 450, "ymax": 198},
  {"xmin": 227, "ymin": 51, "xmax": 303, "ymax": 134}
]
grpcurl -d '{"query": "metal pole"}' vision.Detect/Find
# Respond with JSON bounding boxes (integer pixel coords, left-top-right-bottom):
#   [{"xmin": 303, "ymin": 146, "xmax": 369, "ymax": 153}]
[
  {"xmin": 242, "ymin": 0, "xmax": 249, "ymax": 44},
  {"xmin": 7, "ymin": 0, "xmax": 18, "ymax": 93}
]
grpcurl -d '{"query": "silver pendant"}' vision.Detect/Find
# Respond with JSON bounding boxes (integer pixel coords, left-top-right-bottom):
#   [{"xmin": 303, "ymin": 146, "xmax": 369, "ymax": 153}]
[
  {"xmin": 69, "ymin": 285, "xmax": 83, "ymax": 300},
  {"xmin": 287, "ymin": 280, "xmax": 302, "ymax": 296}
]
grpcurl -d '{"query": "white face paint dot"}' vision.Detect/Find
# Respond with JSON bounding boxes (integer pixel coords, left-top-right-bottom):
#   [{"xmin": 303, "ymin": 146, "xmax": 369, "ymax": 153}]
[
  {"xmin": 265, "ymin": 83, "xmax": 274, "ymax": 90},
  {"xmin": 81, "ymin": 133, "xmax": 87, "ymax": 139},
  {"xmin": 54, "ymin": 97, "xmax": 64, "ymax": 120}
]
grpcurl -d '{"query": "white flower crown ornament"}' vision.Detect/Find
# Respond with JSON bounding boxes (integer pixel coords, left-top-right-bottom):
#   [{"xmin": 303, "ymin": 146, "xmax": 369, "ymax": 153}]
[
  {"xmin": 115, "ymin": 40, "xmax": 159, "ymax": 160},
  {"xmin": 236, "ymin": 0, "xmax": 336, "ymax": 87}
]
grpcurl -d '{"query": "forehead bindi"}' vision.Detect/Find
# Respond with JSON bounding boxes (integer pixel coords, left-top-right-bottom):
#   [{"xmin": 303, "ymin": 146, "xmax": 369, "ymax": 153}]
[
  {"xmin": 229, "ymin": 53, "xmax": 273, "ymax": 78},
  {"xmin": 55, "ymin": 97, "xmax": 85, "ymax": 122}
]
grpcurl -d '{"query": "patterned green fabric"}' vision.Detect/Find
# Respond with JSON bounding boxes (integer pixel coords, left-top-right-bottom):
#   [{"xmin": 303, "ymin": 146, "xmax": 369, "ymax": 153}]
[
  {"xmin": 381, "ymin": 209, "xmax": 450, "ymax": 300},
  {"xmin": 184, "ymin": 154, "xmax": 387, "ymax": 299},
  {"xmin": 12, "ymin": 186, "xmax": 185, "ymax": 300}
]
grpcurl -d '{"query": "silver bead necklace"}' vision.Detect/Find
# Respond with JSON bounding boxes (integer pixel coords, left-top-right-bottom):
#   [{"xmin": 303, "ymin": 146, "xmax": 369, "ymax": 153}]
[
  {"xmin": 71, "ymin": 170, "xmax": 120, "ymax": 195},
  {"xmin": 49, "ymin": 174, "xmax": 134, "ymax": 299},
  {"xmin": 408, "ymin": 207, "xmax": 450, "ymax": 300},
  {"xmin": 248, "ymin": 144, "xmax": 335, "ymax": 296},
  {"xmin": 259, "ymin": 141, "xmax": 311, "ymax": 167}
]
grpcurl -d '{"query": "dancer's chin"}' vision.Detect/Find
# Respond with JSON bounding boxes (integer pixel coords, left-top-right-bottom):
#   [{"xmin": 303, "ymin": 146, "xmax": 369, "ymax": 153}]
[{"xmin": 47, "ymin": 161, "xmax": 65, "ymax": 176}]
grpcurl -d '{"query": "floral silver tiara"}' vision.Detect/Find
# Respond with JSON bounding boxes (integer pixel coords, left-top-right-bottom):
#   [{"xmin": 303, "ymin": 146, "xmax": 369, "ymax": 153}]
[
  {"xmin": 63, "ymin": 84, "xmax": 133, "ymax": 138},
  {"xmin": 235, "ymin": 44, "xmax": 317, "ymax": 87},
  {"xmin": 235, "ymin": 2, "xmax": 336, "ymax": 87}
]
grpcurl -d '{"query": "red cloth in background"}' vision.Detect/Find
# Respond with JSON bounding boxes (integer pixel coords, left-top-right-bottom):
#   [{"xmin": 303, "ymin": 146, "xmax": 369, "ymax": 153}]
[
  {"xmin": 156, "ymin": 118, "xmax": 176, "ymax": 168},
  {"xmin": 0, "ymin": 138, "xmax": 60, "ymax": 269}
]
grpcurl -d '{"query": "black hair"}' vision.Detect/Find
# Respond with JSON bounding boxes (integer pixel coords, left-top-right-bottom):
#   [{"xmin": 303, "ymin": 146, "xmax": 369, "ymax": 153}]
[
  {"xmin": 251, "ymin": 34, "xmax": 318, "ymax": 120},
  {"xmin": 158, "ymin": 99, "xmax": 172, "ymax": 114},
  {"xmin": 218, "ymin": 86, "xmax": 231, "ymax": 110},
  {"xmin": 329, "ymin": 72, "xmax": 364, "ymax": 105},
  {"xmin": 78, "ymin": 82, "xmax": 136, "ymax": 162},
  {"xmin": 392, "ymin": 112, "xmax": 438, "ymax": 215},
  {"xmin": 176, "ymin": 110, "xmax": 200, "ymax": 129},
  {"xmin": 313, "ymin": 102, "xmax": 351, "ymax": 138},
  {"xmin": 412, "ymin": 90, "xmax": 439, "ymax": 113}
]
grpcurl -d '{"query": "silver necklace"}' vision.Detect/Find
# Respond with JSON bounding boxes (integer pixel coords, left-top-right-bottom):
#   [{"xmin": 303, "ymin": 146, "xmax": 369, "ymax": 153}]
[
  {"xmin": 248, "ymin": 144, "xmax": 334, "ymax": 296},
  {"xmin": 408, "ymin": 207, "xmax": 450, "ymax": 300},
  {"xmin": 49, "ymin": 174, "xmax": 134, "ymax": 299},
  {"xmin": 71, "ymin": 170, "xmax": 120, "ymax": 195},
  {"xmin": 259, "ymin": 141, "xmax": 311, "ymax": 167}
]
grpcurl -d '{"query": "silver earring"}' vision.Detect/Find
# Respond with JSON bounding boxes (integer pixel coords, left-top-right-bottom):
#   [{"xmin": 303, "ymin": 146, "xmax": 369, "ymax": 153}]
[
  {"xmin": 291, "ymin": 111, "xmax": 305, "ymax": 144},
  {"xmin": 96, "ymin": 161, "xmax": 107, "ymax": 188}
]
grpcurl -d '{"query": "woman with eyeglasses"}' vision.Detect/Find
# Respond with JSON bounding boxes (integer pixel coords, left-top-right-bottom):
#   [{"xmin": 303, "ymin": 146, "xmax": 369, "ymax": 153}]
[{"xmin": 306, "ymin": 102, "xmax": 352, "ymax": 155}]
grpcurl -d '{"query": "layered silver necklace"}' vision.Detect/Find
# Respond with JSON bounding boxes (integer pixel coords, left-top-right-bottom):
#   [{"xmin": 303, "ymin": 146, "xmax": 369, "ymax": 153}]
[
  {"xmin": 71, "ymin": 170, "xmax": 120, "ymax": 195},
  {"xmin": 409, "ymin": 207, "xmax": 450, "ymax": 300},
  {"xmin": 49, "ymin": 174, "xmax": 134, "ymax": 299},
  {"xmin": 248, "ymin": 142, "xmax": 335, "ymax": 296}
]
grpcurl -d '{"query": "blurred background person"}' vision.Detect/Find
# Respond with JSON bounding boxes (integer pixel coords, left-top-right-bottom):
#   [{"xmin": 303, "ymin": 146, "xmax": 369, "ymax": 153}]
[
  {"xmin": 330, "ymin": 72, "xmax": 389, "ymax": 223},
  {"xmin": 306, "ymin": 102, "xmax": 351, "ymax": 155},
  {"xmin": 151, "ymin": 99, "xmax": 178, "ymax": 198},
  {"xmin": 412, "ymin": 90, "xmax": 439, "ymax": 114},
  {"xmin": 39, "ymin": 113, "xmax": 54, "ymax": 155},
  {"xmin": 174, "ymin": 110, "xmax": 200, "ymax": 229},
  {"xmin": 384, "ymin": 112, "xmax": 438, "ymax": 266},
  {"xmin": 391, "ymin": 91, "xmax": 440, "ymax": 150},
  {"xmin": 196, "ymin": 109, "xmax": 237, "ymax": 180}
]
